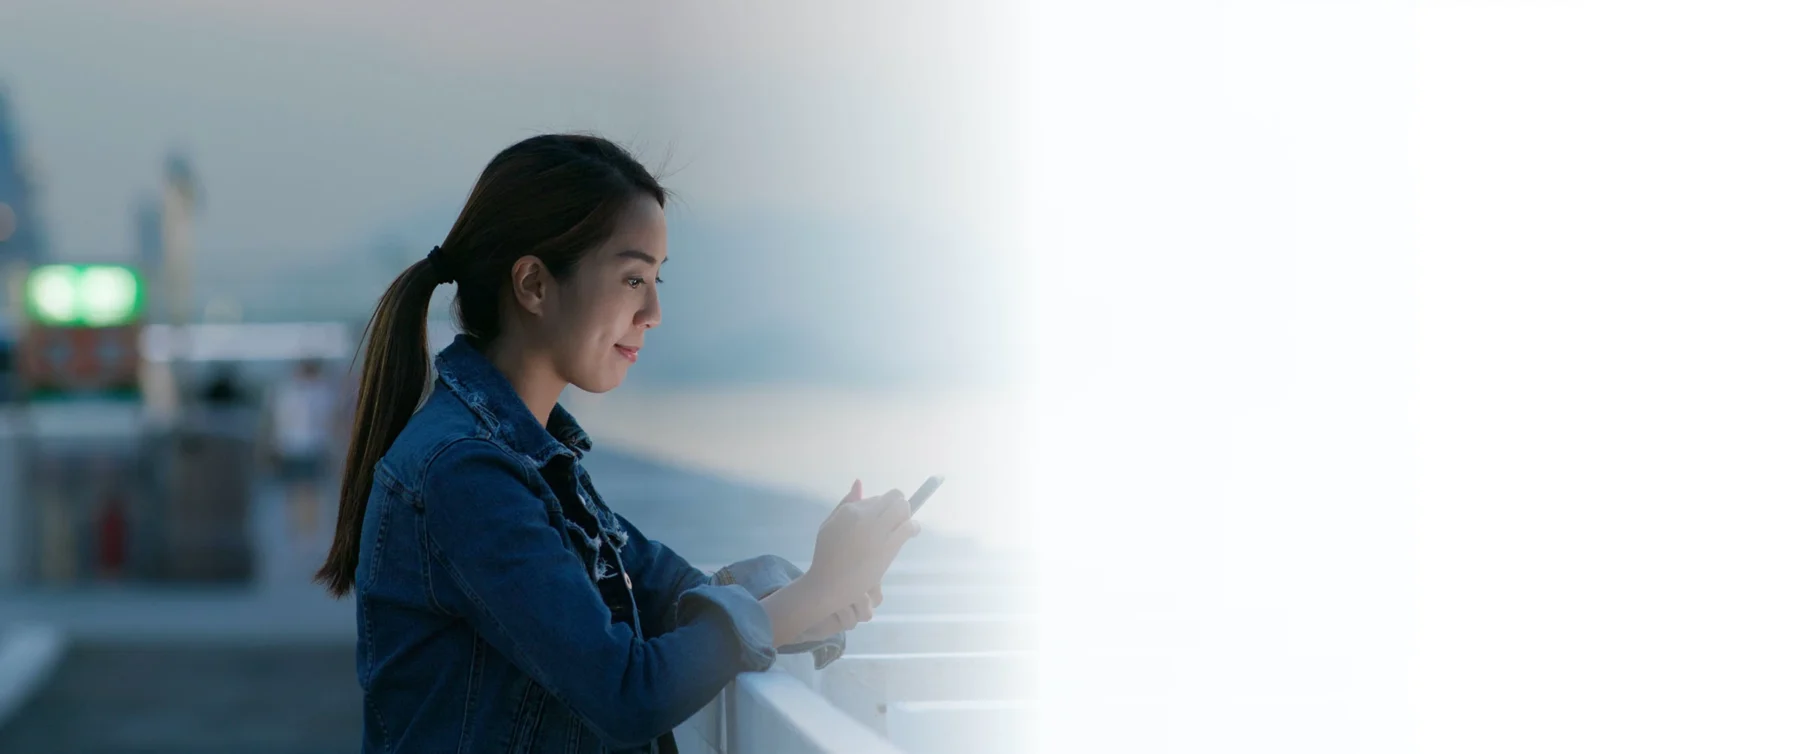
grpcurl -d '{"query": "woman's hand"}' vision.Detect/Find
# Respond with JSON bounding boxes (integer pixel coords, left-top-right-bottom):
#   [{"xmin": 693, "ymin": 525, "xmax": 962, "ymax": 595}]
[
  {"xmin": 760, "ymin": 480, "xmax": 917, "ymax": 647},
  {"xmin": 794, "ymin": 584, "xmax": 883, "ymax": 644},
  {"xmin": 807, "ymin": 480, "xmax": 919, "ymax": 607}
]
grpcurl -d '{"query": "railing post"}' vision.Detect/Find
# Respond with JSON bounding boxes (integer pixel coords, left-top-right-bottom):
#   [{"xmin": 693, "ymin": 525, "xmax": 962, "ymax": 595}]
[{"xmin": 717, "ymin": 678, "xmax": 732, "ymax": 754}]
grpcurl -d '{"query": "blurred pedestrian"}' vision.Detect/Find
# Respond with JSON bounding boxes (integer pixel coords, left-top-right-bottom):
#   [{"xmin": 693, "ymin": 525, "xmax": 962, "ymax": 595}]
[
  {"xmin": 268, "ymin": 358, "xmax": 337, "ymax": 538},
  {"xmin": 199, "ymin": 363, "xmax": 245, "ymax": 406}
]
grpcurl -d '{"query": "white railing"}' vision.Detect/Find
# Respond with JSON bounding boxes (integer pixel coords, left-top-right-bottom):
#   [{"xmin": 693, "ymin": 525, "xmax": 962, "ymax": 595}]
[
  {"xmin": 689, "ymin": 668, "xmax": 908, "ymax": 754},
  {"xmin": 888, "ymin": 700, "xmax": 1033, "ymax": 754},
  {"xmin": 138, "ymin": 322, "xmax": 354, "ymax": 362},
  {"xmin": 687, "ymin": 565, "xmax": 1036, "ymax": 753},
  {"xmin": 839, "ymin": 614, "xmax": 1032, "ymax": 654}
]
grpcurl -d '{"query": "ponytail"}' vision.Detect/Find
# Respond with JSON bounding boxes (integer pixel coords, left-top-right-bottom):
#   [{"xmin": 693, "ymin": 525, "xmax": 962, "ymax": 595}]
[{"xmin": 315, "ymin": 259, "xmax": 441, "ymax": 597}]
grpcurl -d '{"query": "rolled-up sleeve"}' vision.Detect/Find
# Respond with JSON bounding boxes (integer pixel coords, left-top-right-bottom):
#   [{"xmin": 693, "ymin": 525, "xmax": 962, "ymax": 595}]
[
  {"xmin": 673, "ymin": 584, "xmax": 778, "ymax": 670},
  {"xmin": 711, "ymin": 554, "xmax": 848, "ymax": 668},
  {"xmin": 421, "ymin": 439, "xmax": 776, "ymax": 750},
  {"xmin": 610, "ymin": 514, "xmax": 844, "ymax": 667}
]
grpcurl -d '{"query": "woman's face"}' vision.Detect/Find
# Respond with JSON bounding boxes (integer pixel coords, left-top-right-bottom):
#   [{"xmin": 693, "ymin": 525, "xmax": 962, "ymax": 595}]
[{"xmin": 540, "ymin": 195, "xmax": 666, "ymax": 394}]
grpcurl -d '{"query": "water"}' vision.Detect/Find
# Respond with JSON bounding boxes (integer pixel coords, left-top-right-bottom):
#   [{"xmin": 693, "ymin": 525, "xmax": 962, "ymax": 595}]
[{"xmin": 560, "ymin": 383, "xmax": 1033, "ymax": 556}]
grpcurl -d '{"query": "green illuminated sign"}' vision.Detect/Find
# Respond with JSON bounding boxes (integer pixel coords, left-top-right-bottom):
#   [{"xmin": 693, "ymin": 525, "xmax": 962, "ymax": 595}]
[{"xmin": 25, "ymin": 265, "xmax": 144, "ymax": 327}]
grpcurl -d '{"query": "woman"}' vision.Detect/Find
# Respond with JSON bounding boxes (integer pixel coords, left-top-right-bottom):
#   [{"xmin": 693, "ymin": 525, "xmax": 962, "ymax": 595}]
[{"xmin": 315, "ymin": 134, "xmax": 920, "ymax": 753}]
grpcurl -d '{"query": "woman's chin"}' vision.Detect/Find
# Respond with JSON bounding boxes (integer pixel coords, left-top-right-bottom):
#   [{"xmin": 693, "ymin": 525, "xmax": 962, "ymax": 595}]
[{"xmin": 571, "ymin": 367, "xmax": 628, "ymax": 395}]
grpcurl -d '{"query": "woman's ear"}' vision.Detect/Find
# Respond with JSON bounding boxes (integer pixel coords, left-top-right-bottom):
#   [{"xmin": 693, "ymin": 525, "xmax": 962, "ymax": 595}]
[{"xmin": 510, "ymin": 255, "xmax": 550, "ymax": 317}]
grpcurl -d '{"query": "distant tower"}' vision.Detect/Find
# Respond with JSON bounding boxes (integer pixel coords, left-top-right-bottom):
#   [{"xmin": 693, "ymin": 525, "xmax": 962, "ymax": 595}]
[
  {"xmin": 135, "ymin": 195, "xmax": 164, "ymax": 320},
  {"xmin": 158, "ymin": 152, "xmax": 200, "ymax": 325}
]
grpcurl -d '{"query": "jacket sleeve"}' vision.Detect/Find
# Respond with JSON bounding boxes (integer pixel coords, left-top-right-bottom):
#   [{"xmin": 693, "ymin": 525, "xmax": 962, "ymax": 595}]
[
  {"xmin": 421, "ymin": 439, "xmax": 776, "ymax": 749},
  {"xmin": 607, "ymin": 512, "xmax": 711, "ymax": 637},
  {"xmin": 611, "ymin": 513, "xmax": 850, "ymax": 668},
  {"xmin": 710, "ymin": 554, "xmax": 849, "ymax": 669}
]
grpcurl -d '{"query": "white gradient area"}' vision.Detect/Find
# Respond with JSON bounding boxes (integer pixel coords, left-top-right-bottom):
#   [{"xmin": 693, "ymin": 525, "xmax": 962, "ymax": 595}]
[
  {"xmin": 1025, "ymin": 1, "xmax": 1799, "ymax": 752},
  {"xmin": 1026, "ymin": 2, "xmax": 1418, "ymax": 751},
  {"xmin": 1410, "ymin": 2, "xmax": 1800, "ymax": 752}
]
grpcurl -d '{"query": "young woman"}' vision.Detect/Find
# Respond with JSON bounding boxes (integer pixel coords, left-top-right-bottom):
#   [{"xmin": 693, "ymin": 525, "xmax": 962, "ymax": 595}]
[{"xmin": 316, "ymin": 134, "xmax": 920, "ymax": 753}]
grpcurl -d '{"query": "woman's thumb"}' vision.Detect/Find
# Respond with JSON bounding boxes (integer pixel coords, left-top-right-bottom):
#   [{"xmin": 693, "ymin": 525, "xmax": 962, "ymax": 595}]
[{"xmin": 840, "ymin": 479, "xmax": 863, "ymax": 505}]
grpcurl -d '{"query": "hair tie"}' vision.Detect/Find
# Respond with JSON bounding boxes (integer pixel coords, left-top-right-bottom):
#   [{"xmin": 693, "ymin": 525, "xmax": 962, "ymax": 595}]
[{"xmin": 425, "ymin": 246, "xmax": 457, "ymax": 286}]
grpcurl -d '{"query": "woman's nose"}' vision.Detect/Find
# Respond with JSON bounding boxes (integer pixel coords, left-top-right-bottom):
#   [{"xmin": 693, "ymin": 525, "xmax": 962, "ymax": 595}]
[{"xmin": 638, "ymin": 287, "xmax": 661, "ymax": 329}]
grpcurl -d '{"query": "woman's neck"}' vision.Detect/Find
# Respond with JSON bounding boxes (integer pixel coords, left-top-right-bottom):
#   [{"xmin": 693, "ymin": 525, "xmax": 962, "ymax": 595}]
[{"xmin": 483, "ymin": 337, "xmax": 565, "ymax": 427}]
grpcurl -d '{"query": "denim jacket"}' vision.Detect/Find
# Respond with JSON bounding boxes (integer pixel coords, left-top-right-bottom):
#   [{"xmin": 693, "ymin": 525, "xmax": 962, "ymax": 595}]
[{"xmin": 354, "ymin": 335, "xmax": 840, "ymax": 753}]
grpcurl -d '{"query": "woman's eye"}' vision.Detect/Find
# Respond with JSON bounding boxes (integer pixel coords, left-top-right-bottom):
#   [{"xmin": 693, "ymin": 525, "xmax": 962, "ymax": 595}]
[{"xmin": 627, "ymin": 276, "xmax": 664, "ymax": 289}]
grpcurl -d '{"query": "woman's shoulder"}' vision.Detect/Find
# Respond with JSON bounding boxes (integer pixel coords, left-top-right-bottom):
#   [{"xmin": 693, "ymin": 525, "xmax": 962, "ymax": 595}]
[{"xmin": 379, "ymin": 388, "xmax": 508, "ymax": 491}]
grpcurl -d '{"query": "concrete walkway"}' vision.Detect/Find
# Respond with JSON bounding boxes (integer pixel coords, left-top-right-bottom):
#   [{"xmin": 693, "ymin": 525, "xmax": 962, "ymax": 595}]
[{"xmin": 0, "ymin": 642, "xmax": 361, "ymax": 754}]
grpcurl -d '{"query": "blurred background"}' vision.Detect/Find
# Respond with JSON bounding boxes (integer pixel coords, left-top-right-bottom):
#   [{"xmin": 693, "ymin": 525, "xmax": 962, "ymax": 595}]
[
  {"xmin": 7, "ymin": 1, "xmax": 1800, "ymax": 753},
  {"xmin": 0, "ymin": 1, "xmax": 1032, "ymax": 752}
]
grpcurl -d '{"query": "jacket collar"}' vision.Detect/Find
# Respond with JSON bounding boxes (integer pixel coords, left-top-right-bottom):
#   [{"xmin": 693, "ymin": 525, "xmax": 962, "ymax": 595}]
[{"xmin": 434, "ymin": 334, "xmax": 594, "ymax": 466}]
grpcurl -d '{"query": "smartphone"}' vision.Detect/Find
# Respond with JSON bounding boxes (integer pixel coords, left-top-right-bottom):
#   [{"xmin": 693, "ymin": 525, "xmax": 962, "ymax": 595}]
[{"xmin": 908, "ymin": 475, "xmax": 945, "ymax": 513}]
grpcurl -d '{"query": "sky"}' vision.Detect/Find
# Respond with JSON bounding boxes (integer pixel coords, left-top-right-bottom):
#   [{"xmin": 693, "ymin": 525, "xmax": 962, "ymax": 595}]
[
  {"xmin": 0, "ymin": 0, "xmax": 1018, "ymax": 255},
  {"xmin": 0, "ymin": 0, "xmax": 1022, "ymax": 383}
]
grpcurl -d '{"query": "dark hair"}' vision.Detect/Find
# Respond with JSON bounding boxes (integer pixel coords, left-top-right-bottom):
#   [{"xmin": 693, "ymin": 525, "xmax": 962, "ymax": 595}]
[{"xmin": 316, "ymin": 134, "xmax": 667, "ymax": 597}]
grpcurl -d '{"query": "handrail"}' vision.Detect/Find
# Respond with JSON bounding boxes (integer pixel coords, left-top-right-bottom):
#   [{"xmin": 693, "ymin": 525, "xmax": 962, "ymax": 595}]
[
  {"xmin": 0, "ymin": 623, "xmax": 67, "ymax": 730},
  {"xmin": 720, "ymin": 670, "xmax": 907, "ymax": 754}
]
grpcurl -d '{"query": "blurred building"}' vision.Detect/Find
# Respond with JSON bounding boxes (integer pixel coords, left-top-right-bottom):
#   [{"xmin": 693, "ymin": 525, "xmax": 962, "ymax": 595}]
[
  {"xmin": 134, "ymin": 196, "xmax": 163, "ymax": 297},
  {"xmin": 0, "ymin": 85, "xmax": 48, "ymax": 401},
  {"xmin": 0, "ymin": 85, "xmax": 49, "ymax": 268}
]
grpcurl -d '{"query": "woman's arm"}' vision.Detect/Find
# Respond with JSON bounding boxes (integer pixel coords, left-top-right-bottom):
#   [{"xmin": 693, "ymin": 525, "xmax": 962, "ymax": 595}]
[
  {"xmin": 604, "ymin": 514, "xmax": 711, "ymax": 635},
  {"xmin": 757, "ymin": 575, "xmax": 836, "ymax": 647},
  {"xmin": 609, "ymin": 515, "xmax": 837, "ymax": 648},
  {"xmin": 422, "ymin": 439, "xmax": 775, "ymax": 750}
]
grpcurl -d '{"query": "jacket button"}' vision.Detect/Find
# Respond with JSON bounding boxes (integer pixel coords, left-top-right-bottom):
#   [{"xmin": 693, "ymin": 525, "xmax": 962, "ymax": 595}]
[{"xmin": 623, "ymin": 571, "xmax": 632, "ymax": 590}]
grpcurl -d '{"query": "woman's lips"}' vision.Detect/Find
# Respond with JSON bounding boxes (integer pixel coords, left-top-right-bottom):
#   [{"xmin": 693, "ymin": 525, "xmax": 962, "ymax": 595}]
[{"xmin": 614, "ymin": 345, "xmax": 639, "ymax": 363}]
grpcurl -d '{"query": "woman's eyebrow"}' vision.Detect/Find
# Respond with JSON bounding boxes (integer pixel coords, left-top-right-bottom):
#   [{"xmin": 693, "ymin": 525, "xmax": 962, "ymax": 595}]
[{"xmin": 614, "ymin": 249, "xmax": 666, "ymax": 266}]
